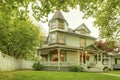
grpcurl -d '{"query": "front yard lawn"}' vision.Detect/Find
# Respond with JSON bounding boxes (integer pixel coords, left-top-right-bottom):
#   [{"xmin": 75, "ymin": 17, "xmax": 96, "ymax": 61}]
[
  {"xmin": 109, "ymin": 71, "xmax": 120, "ymax": 75},
  {"xmin": 0, "ymin": 71, "xmax": 120, "ymax": 80}
]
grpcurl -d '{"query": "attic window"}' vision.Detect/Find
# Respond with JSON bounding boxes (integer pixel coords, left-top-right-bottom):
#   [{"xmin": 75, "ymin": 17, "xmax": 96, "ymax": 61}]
[
  {"xmin": 58, "ymin": 19, "xmax": 64, "ymax": 29},
  {"xmin": 80, "ymin": 29, "xmax": 86, "ymax": 34}
]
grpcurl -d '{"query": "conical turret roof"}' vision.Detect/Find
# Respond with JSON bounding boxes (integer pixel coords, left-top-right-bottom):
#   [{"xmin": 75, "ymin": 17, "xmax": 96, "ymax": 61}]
[{"xmin": 49, "ymin": 10, "xmax": 68, "ymax": 25}]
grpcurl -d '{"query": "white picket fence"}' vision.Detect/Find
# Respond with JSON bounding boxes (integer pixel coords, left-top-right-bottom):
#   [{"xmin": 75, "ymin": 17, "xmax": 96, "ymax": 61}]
[{"xmin": 0, "ymin": 52, "xmax": 35, "ymax": 71}]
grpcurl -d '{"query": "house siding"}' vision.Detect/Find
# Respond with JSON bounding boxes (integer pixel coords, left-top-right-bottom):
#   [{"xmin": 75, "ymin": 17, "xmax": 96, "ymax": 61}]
[
  {"xmin": 66, "ymin": 51, "xmax": 78, "ymax": 63},
  {"xmin": 65, "ymin": 34, "xmax": 94, "ymax": 47},
  {"xmin": 86, "ymin": 39, "xmax": 95, "ymax": 46},
  {"xmin": 65, "ymin": 35, "xmax": 80, "ymax": 47}
]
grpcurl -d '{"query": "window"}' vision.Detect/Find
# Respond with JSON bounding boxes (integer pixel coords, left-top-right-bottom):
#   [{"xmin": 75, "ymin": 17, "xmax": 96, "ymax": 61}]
[
  {"xmin": 80, "ymin": 38, "xmax": 86, "ymax": 47},
  {"xmin": 41, "ymin": 55, "xmax": 48, "ymax": 62},
  {"xmin": 80, "ymin": 29, "xmax": 86, "ymax": 34},
  {"xmin": 50, "ymin": 50, "xmax": 58, "ymax": 61},
  {"xmin": 51, "ymin": 20, "xmax": 56, "ymax": 29},
  {"xmin": 58, "ymin": 19, "xmax": 64, "ymax": 29},
  {"xmin": 103, "ymin": 59, "xmax": 108, "ymax": 65},
  {"xmin": 60, "ymin": 51, "xmax": 66, "ymax": 62},
  {"xmin": 58, "ymin": 33, "xmax": 64, "ymax": 43},
  {"xmin": 50, "ymin": 33, "xmax": 56, "ymax": 43},
  {"xmin": 115, "ymin": 58, "xmax": 120, "ymax": 64}
]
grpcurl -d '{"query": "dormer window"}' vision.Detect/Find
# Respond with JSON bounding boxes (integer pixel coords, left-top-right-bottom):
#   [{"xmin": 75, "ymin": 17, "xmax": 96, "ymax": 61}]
[
  {"xmin": 51, "ymin": 20, "xmax": 56, "ymax": 29},
  {"xmin": 58, "ymin": 19, "xmax": 64, "ymax": 29}
]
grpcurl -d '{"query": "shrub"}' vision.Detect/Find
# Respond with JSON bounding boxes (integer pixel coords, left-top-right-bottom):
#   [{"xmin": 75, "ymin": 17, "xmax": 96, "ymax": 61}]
[
  {"xmin": 79, "ymin": 66, "xmax": 85, "ymax": 72},
  {"xmin": 103, "ymin": 66, "xmax": 109, "ymax": 72},
  {"xmin": 69, "ymin": 66, "xmax": 79, "ymax": 72},
  {"xmin": 32, "ymin": 62, "xmax": 44, "ymax": 70}
]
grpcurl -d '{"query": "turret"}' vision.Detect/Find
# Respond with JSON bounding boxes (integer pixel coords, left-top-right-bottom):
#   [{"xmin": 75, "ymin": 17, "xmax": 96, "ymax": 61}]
[{"xmin": 48, "ymin": 10, "xmax": 68, "ymax": 32}]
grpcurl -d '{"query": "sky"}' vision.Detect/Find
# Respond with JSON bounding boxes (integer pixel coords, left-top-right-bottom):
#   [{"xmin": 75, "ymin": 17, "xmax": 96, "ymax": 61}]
[{"xmin": 39, "ymin": 8, "xmax": 99, "ymax": 38}]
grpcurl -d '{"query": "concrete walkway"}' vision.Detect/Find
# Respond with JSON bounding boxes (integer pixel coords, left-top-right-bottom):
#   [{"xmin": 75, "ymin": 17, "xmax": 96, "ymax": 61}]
[{"xmin": 100, "ymin": 73, "xmax": 120, "ymax": 77}]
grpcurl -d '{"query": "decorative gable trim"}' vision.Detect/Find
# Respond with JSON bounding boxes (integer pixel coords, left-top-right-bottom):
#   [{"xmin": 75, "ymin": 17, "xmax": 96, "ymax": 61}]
[{"xmin": 74, "ymin": 23, "xmax": 91, "ymax": 33}]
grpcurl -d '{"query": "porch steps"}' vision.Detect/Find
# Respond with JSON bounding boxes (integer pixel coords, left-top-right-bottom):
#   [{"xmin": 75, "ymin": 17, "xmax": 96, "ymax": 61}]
[{"xmin": 88, "ymin": 67, "xmax": 103, "ymax": 72}]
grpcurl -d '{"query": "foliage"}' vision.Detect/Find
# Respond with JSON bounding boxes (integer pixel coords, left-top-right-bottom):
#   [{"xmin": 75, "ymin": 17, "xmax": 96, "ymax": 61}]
[
  {"xmin": 69, "ymin": 66, "xmax": 85, "ymax": 72},
  {"xmin": 95, "ymin": 40, "xmax": 119, "ymax": 52},
  {"xmin": 103, "ymin": 66, "xmax": 110, "ymax": 72},
  {"xmin": 70, "ymin": 66, "xmax": 79, "ymax": 72},
  {"xmin": 1, "ymin": 71, "xmax": 120, "ymax": 80},
  {"xmin": 1, "ymin": 0, "xmax": 120, "ymax": 40},
  {"xmin": 0, "ymin": 7, "xmax": 41, "ymax": 59},
  {"xmin": 79, "ymin": 66, "xmax": 85, "ymax": 72},
  {"xmin": 32, "ymin": 62, "xmax": 43, "ymax": 70}
]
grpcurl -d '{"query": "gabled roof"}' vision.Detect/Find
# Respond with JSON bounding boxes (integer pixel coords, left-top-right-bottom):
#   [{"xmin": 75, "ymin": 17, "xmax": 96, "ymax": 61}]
[
  {"xmin": 74, "ymin": 23, "xmax": 91, "ymax": 33},
  {"xmin": 85, "ymin": 44, "xmax": 100, "ymax": 51},
  {"xmin": 49, "ymin": 10, "xmax": 69, "ymax": 25},
  {"xmin": 84, "ymin": 44, "xmax": 104, "ymax": 53}
]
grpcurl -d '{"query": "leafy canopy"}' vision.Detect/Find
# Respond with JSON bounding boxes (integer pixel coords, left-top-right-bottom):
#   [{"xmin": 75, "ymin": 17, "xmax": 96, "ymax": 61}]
[
  {"xmin": 0, "ymin": 0, "xmax": 41, "ymax": 59},
  {"xmin": 1, "ymin": 0, "xmax": 120, "ymax": 40}
]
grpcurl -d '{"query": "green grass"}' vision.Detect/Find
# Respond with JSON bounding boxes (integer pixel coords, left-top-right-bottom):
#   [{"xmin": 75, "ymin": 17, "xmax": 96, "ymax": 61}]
[
  {"xmin": 0, "ymin": 71, "xmax": 120, "ymax": 80},
  {"xmin": 109, "ymin": 71, "xmax": 120, "ymax": 75}
]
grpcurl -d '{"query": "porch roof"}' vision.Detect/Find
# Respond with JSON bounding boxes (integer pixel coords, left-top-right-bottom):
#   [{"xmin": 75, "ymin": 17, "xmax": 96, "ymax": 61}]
[
  {"xmin": 39, "ymin": 45, "xmax": 83, "ymax": 51},
  {"xmin": 38, "ymin": 45, "xmax": 102, "ymax": 54}
]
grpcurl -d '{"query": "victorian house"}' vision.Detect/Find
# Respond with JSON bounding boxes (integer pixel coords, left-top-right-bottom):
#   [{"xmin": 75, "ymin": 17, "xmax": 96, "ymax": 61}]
[{"xmin": 37, "ymin": 10, "xmax": 120, "ymax": 71}]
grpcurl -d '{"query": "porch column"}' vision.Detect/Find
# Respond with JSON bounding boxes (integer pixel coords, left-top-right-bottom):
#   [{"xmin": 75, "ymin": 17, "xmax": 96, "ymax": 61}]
[
  {"xmin": 96, "ymin": 54, "xmax": 99, "ymax": 63},
  {"xmin": 39, "ymin": 50, "xmax": 42, "ymax": 61},
  {"xmin": 81, "ymin": 51, "xmax": 84, "ymax": 66},
  {"xmin": 77, "ymin": 51, "xmax": 80, "ymax": 65},
  {"xmin": 48, "ymin": 54, "xmax": 50, "ymax": 62},
  {"xmin": 100, "ymin": 53, "xmax": 102, "ymax": 64},
  {"xmin": 57, "ymin": 48, "xmax": 61, "ymax": 71}
]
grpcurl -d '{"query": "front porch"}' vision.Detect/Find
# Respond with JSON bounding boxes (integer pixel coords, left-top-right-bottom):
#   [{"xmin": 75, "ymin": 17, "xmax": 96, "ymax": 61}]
[{"xmin": 38, "ymin": 45, "xmax": 104, "ymax": 71}]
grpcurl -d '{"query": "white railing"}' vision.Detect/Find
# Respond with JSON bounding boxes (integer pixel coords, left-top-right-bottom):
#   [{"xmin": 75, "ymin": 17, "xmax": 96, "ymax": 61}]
[
  {"xmin": 41, "ymin": 61, "xmax": 81, "ymax": 66},
  {"xmin": 41, "ymin": 62, "xmax": 58, "ymax": 66},
  {"xmin": 113, "ymin": 64, "xmax": 120, "ymax": 69},
  {"xmin": 60, "ymin": 62, "xmax": 79, "ymax": 66}
]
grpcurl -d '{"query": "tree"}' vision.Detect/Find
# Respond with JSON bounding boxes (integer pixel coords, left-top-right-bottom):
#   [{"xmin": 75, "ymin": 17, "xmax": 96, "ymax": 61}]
[
  {"xmin": 95, "ymin": 40, "xmax": 118, "ymax": 52},
  {"xmin": 0, "ymin": 16, "xmax": 41, "ymax": 59}
]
